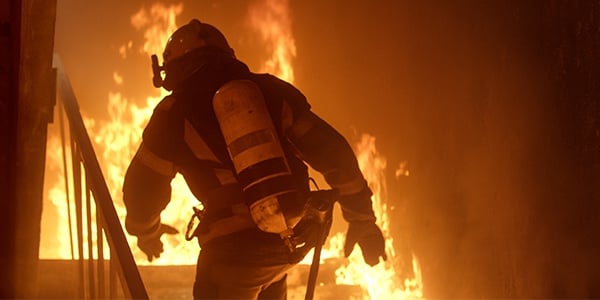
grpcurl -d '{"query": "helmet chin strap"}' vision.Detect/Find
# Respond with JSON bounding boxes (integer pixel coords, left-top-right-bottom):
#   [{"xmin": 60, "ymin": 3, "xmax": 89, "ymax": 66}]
[
  {"xmin": 150, "ymin": 52, "xmax": 199, "ymax": 91},
  {"xmin": 151, "ymin": 47, "xmax": 234, "ymax": 91}
]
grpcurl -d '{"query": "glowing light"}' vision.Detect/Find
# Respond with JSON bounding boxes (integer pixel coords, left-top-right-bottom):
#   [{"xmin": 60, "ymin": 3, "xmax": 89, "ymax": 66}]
[
  {"xmin": 336, "ymin": 134, "xmax": 423, "ymax": 299},
  {"xmin": 247, "ymin": 1, "xmax": 424, "ymax": 298},
  {"xmin": 105, "ymin": 2, "xmax": 198, "ymax": 265},
  {"xmin": 42, "ymin": 3, "xmax": 199, "ymax": 265},
  {"xmin": 248, "ymin": 0, "xmax": 297, "ymax": 83},
  {"xmin": 396, "ymin": 160, "xmax": 410, "ymax": 178}
]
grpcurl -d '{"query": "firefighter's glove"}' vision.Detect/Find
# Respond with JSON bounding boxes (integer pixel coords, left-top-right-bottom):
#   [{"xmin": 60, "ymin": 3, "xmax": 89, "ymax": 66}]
[
  {"xmin": 137, "ymin": 223, "xmax": 179, "ymax": 262},
  {"xmin": 293, "ymin": 217, "xmax": 323, "ymax": 249},
  {"xmin": 344, "ymin": 221, "xmax": 387, "ymax": 266}
]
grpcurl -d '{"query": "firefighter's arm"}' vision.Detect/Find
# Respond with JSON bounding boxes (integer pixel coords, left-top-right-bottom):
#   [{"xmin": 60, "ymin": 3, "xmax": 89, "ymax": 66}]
[
  {"xmin": 123, "ymin": 143, "xmax": 178, "ymax": 262},
  {"xmin": 285, "ymin": 109, "xmax": 373, "ymax": 220},
  {"xmin": 285, "ymin": 109, "xmax": 387, "ymax": 266},
  {"xmin": 123, "ymin": 96, "xmax": 181, "ymax": 261}
]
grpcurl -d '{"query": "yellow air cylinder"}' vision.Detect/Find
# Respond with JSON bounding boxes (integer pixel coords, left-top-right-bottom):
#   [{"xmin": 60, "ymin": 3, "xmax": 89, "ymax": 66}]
[{"xmin": 213, "ymin": 79, "xmax": 300, "ymax": 242}]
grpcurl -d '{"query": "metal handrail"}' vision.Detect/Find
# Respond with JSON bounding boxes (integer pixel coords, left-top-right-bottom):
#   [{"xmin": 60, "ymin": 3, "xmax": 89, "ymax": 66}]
[{"xmin": 53, "ymin": 54, "xmax": 148, "ymax": 299}]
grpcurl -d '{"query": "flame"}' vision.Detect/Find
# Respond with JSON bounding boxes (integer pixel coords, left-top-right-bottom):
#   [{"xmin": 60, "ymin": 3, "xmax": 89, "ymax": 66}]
[
  {"xmin": 248, "ymin": 0, "xmax": 297, "ymax": 82},
  {"xmin": 43, "ymin": 1, "xmax": 424, "ymax": 298},
  {"xmin": 41, "ymin": 109, "xmax": 105, "ymax": 260},
  {"xmin": 42, "ymin": 133, "xmax": 75, "ymax": 259},
  {"xmin": 42, "ymin": 3, "xmax": 199, "ymax": 265},
  {"xmin": 99, "ymin": 3, "xmax": 200, "ymax": 265},
  {"xmin": 335, "ymin": 134, "xmax": 423, "ymax": 299},
  {"xmin": 248, "ymin": 1, "xmax": 423, "ymax": 298}
]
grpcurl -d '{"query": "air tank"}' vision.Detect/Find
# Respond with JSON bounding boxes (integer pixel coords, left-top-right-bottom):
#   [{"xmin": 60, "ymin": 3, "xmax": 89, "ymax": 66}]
[{"xmin": 213, "ymin": 79, "xmax": 301, "ymax": 248}]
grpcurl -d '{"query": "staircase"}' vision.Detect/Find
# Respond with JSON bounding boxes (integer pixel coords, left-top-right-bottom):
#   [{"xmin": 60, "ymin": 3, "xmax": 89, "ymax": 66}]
[
  {"xmin": 42, "ymin": 56, "xmax": 148, "ymax": 299},
  {"xmin": 36, "ymin": 259, "xmax": 363, "ymax": 299}
]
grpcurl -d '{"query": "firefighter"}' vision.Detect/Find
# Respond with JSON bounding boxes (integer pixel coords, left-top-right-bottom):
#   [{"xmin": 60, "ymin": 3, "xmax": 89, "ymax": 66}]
[{"xmin": 123, "ymin": 19, "xmax": 387, "ymax": 299}]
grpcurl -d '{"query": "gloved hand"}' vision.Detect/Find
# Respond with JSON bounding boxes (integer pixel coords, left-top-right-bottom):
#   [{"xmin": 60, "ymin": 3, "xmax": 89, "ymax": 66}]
[
  {"xmin": 137, "ymin": 223, "xmax": 179, "ymax": 262},
  {"xmin": 344, "ymin": 221, "xmax": 387, "ymax": 266}
]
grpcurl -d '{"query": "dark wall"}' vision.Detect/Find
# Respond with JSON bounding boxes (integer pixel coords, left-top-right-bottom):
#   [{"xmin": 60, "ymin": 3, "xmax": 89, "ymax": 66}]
[
  {"xmin": 0, "ymin": 0, "xmax": 20, "ymax": 297},
  {"xmin": 1, "ymin": 0, "xmax": 56, "ymax": 297},
  {"xmin": 391, "ymin": 1, "xmax": 600, "ymax": 298}
]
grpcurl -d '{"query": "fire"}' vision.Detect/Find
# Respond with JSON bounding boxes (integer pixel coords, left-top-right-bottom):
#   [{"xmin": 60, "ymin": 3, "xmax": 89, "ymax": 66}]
[
  {"xmin": 293, "ymin": 134, "xmax": 424, "ymax": 299},
  {"xmin": 247, "ymin": 1, "xmax": 424, "ymax": 299},
  {"xmin": 336, "ymin": 134, "xmax": 423, "ymax": 299},
  {"xmin": 43, "ymin": 1, "xmax": 424, "ymax": 298},
  {"xmin": 101, "ymin": 3, "xmax": 200, "ymax": 265},
  {"xmin": 42, "ymin": 3, "xmax": 199, "ymax": 265},
  {"xmin": 42, "ymin": 133, "xmax": 76, "ymax": 259},
  {"xmin": 118, "ymin": 2, "xmax": 200, "ymax": 266},
  {"xmin": 248, "ymin": 0, "xmax": 297, "ymax": 82}
]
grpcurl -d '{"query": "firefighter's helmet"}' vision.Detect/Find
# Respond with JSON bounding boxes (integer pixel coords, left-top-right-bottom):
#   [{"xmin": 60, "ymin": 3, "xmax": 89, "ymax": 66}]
[
  {"xmin": 151, "ymin": 19, "xmax": 234, "ymax": 90},
  {"xmin": 163, "ymin": 19, "xmax": 234, "ymax": 63}
]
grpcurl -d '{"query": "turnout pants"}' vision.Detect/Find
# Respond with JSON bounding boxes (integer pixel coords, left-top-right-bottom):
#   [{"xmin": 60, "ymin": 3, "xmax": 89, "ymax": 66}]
[{"xmin": 193, "ymin": 227, "xmax": 314, "ymax": 299}]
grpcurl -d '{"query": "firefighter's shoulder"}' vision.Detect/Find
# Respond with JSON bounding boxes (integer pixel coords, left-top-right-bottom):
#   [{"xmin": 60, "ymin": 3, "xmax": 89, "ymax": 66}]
[
  {"xmin": 252, "ymin": 73, "xmax": 311, "ymax": 111},
  {"xmin": 155, "ymin": 95, "xmax": 176, "ymax": 112}
]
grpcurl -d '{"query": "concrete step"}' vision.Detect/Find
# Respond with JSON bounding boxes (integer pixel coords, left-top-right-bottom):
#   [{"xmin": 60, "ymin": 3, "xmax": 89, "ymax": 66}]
[{"xmin": 36, "ymin": 259, "xmax": 362, "ymax": 299}]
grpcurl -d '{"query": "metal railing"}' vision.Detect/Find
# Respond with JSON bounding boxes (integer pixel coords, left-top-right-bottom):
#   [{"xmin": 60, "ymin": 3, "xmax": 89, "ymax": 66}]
[{"xmin": 52, "ymin": 54, "xmax": 148, "ymax": 299}]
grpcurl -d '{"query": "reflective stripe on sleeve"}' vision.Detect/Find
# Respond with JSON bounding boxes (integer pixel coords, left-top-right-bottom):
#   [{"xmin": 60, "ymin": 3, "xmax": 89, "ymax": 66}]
[
  {"xmin": 341, "ymin": 206, "xmax": 377, "ymax": 222},
  {"xmin": 137, "ymin": 143, "xmax": 176, "ymax": 177}
]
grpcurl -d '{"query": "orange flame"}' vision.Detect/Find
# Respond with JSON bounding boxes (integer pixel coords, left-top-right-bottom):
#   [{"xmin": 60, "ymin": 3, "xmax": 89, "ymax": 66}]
[
  {"xmin": 41, "ymin": 133, "xmax": 76, "ymax": 259},
  {"xmin": 108, "ymin": 2, "xmax": 200, "ymax": 265},
  {"xmin": 248, "ymin": 1, "xmax": 424, "ymax": 298},
  {"xmin": 337, "ymin": 134, "xmax": 423, "ymax": 299},
  {"xmin": 42, "ymin": 3, "xmax": 200, "ymax": 265},
  {"xmin": 248, "ymin": 0, "xmax": 297, "ymax": 83}
]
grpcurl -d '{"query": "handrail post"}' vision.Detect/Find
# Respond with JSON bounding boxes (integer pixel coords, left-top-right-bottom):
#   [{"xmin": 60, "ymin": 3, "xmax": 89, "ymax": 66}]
[{"xmin": 53, "ymin": 54, "xmax": 148, "ymax": 300}]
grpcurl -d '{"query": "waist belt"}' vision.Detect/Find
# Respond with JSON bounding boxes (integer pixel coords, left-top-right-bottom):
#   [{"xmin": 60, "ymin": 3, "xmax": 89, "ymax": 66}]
[
  {"xmin": 194, "ymin": 203, "xmax": 256, "ymax": 246},
  {"xmin": 196, "ymin": 214, "xmax": 256, "ymax": 246},
  {"xmin": 192, "ymin": 190, "xmax": 334, "ymax": 247}
]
